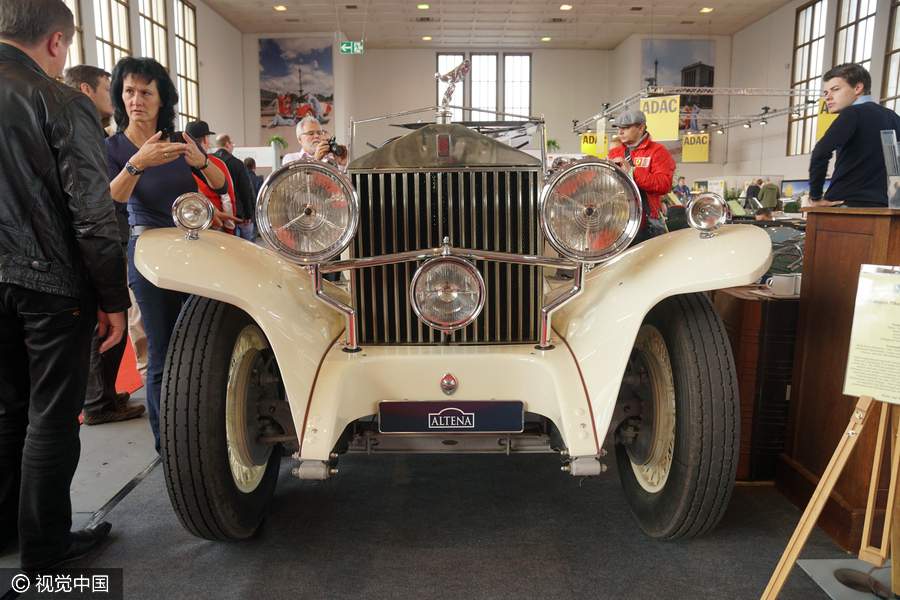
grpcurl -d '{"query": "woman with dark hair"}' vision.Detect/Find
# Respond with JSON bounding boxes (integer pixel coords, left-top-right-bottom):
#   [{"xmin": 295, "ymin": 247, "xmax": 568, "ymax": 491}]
[{"xmin": 105, "ymin": 56, "xmax": 233, "ymax": 453}]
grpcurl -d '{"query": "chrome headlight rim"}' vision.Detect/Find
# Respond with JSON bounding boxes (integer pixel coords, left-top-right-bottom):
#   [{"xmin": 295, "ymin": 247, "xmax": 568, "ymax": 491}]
[
  {"xmin": 171, "ymin": 192, "xmax": 215, "ymax": 238},
  {"xmin": 256, "ymin": 159, "xmax": 359, "ymax": 264},
  {"xmin": 686, "ymin": 192, "xmax": 728, "ymax": 237},
  {"xmin": 539, "ymin": 157, "xmax": 642, "ymax": 263},
  {"xmin": 409, "ymin": 256, "xmax": 486, "ymax": 332}
]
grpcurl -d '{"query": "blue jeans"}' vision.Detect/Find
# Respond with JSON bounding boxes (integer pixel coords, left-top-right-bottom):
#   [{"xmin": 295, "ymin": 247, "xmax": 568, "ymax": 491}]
[
  {"xmin": 0, "ymin": 284, "xmax": 96, "ymax": 569},
  {"xmin": 127, "ymin": 235, "xmax": 187, "ymax": 454},
  {"xmin": 234, "ymin": 221, "xmax": 256, "ymax": 243}
]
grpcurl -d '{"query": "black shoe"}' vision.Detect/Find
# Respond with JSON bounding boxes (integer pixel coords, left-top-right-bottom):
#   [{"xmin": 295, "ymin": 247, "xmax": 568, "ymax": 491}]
[{"xmin": 22, "ymin": 522, "xmax": 112, "ymax": 574}]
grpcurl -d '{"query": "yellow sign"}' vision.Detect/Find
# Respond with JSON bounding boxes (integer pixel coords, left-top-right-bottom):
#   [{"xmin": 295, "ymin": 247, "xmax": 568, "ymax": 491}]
[
  {"xmin": 784, "ymin": 183, "xmax": 794, "ymax": 198},
  {"xmin": 816, "ymin": 99, "xmax": 839, "ymax": 141},
  {"xmin": 681, "ymin": 133, "xmax": 709, "ymax": 162},
  {"xmin": 638, "ymin": 95, "xmax": 680, "ymax": 141},
  {"xmin": 596, "ymin": 134, "xmax": 609, "ymax": 159},
  {"xmin": 581, "ymin": 133, "xmax": 598, "ymax": 155}
]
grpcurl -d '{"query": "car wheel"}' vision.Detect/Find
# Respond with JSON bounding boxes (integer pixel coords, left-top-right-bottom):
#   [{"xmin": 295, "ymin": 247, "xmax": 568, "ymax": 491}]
[
  {"xmin": 615, "ymin": 293, "xmax": 738, "ymax": 540},
  {"xmin": 161, "ymin": 295, "xmax": 282, "ymax": 541}
]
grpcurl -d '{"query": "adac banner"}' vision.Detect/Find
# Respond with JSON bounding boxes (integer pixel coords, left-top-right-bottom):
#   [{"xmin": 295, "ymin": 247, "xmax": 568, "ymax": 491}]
[
  {"xmin": 580, "ymin": 133, "xmax": 609, "ymax": 158},
  {"xmin": 639, "ymin": 95, "xmax": 680, "ymax": 141},
  {"xmin": 816, "ymin": 98, "xmax": 839, "ymax": 141},
  {"xmin": 682, "ymin": 133, "xmax": 709, "ymax": 162}
]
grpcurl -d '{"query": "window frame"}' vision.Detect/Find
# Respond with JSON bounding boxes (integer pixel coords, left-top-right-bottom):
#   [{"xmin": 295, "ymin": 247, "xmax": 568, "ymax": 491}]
[
  {"xmin": 787, "ymin": 0, "xmax": 829, "ymax": 157},
  {"xmin": 62, "ymin": 0, "xmax": 85, "ymax": 68},
  {"xmin": 139, "ymin": 0, "xmax": 168, "ymax": 68},
  {"xmin": 502, "ymin": 53, "xmax": 532, "ymax": 122},
  {"xmin": 833, "ymin": 0, "xmax": 877, "ymax": 70},
  {"xmin": 882, "ymin": 0, "xmax": 900, "ymax": 111},
  {"xmin": 174, "ymin": 0, "xmax": 200, "ymax": 131},
  {"xmin": 94, "ymin": 0, "xmax": 132, "ymax": 74},
  {"xmin": 435, "ymin": 52, "xmax": 532, "ymax": 122}
]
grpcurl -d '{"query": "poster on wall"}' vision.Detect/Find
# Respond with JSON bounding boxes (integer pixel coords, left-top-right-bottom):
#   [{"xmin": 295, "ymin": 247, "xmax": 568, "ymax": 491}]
[
  {"xmin": 641, "ymin": 40, "xmax": 715, "ymax": 132},
  {"xmin": 258, "ymin": 38, "xmax": 335, "ymax": 158}
]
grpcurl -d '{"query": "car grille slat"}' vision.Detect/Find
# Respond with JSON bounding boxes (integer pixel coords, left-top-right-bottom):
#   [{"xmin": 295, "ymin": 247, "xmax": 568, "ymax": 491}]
[{"xmin": 351, "ymin": 168, "xmax": 541, "ymax": 345}]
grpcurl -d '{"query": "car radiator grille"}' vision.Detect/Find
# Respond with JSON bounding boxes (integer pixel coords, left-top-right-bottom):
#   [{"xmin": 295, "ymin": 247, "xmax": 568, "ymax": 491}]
[{"xmin": 349, "ymin": 168, "xmax": 542, "ymax": 345}]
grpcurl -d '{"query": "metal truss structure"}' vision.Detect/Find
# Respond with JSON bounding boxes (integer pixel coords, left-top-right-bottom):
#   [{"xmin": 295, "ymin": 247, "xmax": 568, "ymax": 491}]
[{"xmin": 572, "ymin": 86, "xmax": 823, "ymax": 134}]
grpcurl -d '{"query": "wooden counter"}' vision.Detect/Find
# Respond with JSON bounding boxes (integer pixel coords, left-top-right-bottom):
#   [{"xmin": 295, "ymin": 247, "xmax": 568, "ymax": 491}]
[{"xmin": 776, "ymin": 207, "xmax": 900, "ymax": 552}]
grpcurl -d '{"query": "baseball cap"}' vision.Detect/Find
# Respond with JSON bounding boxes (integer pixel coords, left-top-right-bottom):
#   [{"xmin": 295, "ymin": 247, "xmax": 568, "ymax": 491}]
[
  {"xmin": 185, "ymin": 120, "xmax": 215, "ymax": 139},
  {"xmin": 614, "ymin": 109, "xmax": 647, "ymax": 126}
]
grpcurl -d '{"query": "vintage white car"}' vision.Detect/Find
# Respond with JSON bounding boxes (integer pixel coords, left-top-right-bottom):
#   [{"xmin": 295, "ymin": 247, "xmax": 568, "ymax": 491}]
[{"xmin": 135, "ymin": 72, "xmax": 772, "ymax": 543}]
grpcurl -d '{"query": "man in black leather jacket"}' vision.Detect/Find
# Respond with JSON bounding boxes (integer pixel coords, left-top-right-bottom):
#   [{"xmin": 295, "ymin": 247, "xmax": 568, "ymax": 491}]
[{"xmin": 0, "ymin": 0, "xmax": 130, "ymax": 573}]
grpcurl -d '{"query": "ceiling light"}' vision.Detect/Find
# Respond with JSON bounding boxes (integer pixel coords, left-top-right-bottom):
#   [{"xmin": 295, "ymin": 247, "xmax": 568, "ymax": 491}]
[
  {"xmin": 791, "ymin": 110, "xmax": 802, "ymax": 118},
  {"xmin": 759, "ymin": 119, "xmax": 768, "ymax": 125},
  {"xmin": 710, "ymin": 122, "xmax": 718, "ymax": 127},
  {"xmin": 422, "ymin": 36, "xmax": 432, "ymax": 40},
  {"xmin": 560, "ymin": 4, "xmax": 573, "ymax": 9},
  {"xmin": 743, "ymin": 122, "xmax": 751, "ymax": 128},
  {"xmin": 542, "ymin": 37, "xmax": 552, "ymax": 41},
  {"xmin": 418, "ymin": 4, "xmax": 429, "ymax": 8},
  {"xmin": 700, "ymin": 7, "xmax": 714, "ymax": 12},
  {"xmin": 274, "ymin": 5, "xmax": 286, "ymax": 10},
  {"xmin": 716, "ymin": 129, "xmax": 724, "ymax": 134}
]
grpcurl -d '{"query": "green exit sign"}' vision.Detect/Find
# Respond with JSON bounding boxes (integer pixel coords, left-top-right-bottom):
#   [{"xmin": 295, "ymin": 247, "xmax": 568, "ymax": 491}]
[{"xmin": 340, "ymin": 41, "xmax": 364, "ymax": 54}]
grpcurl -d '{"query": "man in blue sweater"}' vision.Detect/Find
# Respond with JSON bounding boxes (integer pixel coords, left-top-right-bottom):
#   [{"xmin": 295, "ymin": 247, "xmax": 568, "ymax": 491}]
[{"xmin": 807, "ymin": 63, "xmax": 900, "ymax": 208}]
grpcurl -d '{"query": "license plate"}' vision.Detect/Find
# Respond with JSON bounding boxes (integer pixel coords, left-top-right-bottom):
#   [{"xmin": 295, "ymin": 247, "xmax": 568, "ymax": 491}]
[{"xmin": 378, "ymin": 401, "xmax": 524, "ymax": 434}]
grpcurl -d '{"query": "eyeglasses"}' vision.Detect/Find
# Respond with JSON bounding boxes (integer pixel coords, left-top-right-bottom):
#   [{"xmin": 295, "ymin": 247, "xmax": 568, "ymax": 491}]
[{"xmin": 301, "ymin": 130, "xmax": 326, "ymax": 137}]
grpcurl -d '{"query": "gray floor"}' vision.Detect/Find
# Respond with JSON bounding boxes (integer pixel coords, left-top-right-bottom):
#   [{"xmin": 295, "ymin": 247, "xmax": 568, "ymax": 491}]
[{"xmin": 0, "ymin": 385, "xmax": 892, "ymax": 599}]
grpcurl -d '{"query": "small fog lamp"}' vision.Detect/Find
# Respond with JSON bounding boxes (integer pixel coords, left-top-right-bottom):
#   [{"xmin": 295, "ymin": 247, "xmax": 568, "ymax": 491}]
[
  {"xmin": 172, "ymin": 192, "xmax": 215, "ymax": 240},
  {"xmin": 686, "ymin": 193, "xmax": 728, "ymax": 238},
  {"xmin": 410, "ymin": 257, "xmax": 485, "ymax": 331}
]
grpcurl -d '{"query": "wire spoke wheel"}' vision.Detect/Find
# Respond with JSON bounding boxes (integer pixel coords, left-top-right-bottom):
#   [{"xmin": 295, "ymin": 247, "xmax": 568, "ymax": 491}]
[
  {"xmin": 628, "ymin": 325, "xmax": 676, "ymax": 493},
  {"xmin": 161, "ymin": 296, "xmax": 283, "ymax": 541},
  {"xmin": 615, "ymin": 293, "xmax": 739, "ymax": 540}
]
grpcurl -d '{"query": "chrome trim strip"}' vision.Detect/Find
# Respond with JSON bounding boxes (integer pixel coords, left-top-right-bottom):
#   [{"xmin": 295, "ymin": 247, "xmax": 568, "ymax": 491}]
[
  {"xmin": 390, "ymin": 174, "xmax": 401, "ymax": 342},
  {"xmin": 314, "ymin": 265, "xmax": 358, "ymax": 350},
  {"xmin": 538, "ymin": 263, "xmax": 585, "ymax": 349},
  {"xmin": 320, "ymin": 247, "xmax": 576, "ymax": 272}
]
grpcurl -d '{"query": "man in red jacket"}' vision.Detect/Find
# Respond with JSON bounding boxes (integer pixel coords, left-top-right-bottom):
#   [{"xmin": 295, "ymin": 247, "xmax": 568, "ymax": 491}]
[{"xmin": 607, "ymin": 109, "xmax": 676, "ymax": 245}]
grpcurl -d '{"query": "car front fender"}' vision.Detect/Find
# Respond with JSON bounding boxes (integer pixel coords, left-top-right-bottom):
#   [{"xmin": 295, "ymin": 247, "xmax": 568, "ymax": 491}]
[
  {"xmin": 553, "ymin": 224, "xmax": 772, "ymax": 452},
  {"xmin": 134, "ymin": 229, "xmax": 347, "ymax": 427}
]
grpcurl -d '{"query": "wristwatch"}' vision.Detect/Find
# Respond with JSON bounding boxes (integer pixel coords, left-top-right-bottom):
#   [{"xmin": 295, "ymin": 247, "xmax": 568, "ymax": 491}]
[
  {"xmin": 125, "ymin": 161, "xmax": 144, "ymax": 176},
  {"xmin": 195, "ymin": 156, "xmax": 210, "ymax": 171}
]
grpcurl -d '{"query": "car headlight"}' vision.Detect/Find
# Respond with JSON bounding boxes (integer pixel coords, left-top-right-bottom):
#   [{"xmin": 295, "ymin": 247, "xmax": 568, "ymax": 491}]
[
  {"xmin": 540, "ymin": 158, "xmax": 641, "ymax": 262},
  {"xmin": 410, "ymin": 257, "xmax": 485, "ymax": 332},
  {"xmin": 686, "ymin": 192, "xmax": 727, "ymax": 238},
  {"xmin": 256, "ymin": 159, "xmax": 358, "ymax": 263},
  {"xmin": 172, "ymin": 192, "xmax": 215, "ymax": 239}
]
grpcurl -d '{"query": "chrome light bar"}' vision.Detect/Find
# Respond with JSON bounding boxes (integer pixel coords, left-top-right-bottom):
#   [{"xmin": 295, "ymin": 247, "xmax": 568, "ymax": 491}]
[{"xmin": 314, "ymin": 237, "xmax": 584, "ymax": 352}]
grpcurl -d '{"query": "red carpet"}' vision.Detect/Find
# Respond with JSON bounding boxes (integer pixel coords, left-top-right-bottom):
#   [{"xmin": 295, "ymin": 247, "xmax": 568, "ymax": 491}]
[{"xmin": 116, "ymin": 333, "xmax": 143, "ymax": 394}]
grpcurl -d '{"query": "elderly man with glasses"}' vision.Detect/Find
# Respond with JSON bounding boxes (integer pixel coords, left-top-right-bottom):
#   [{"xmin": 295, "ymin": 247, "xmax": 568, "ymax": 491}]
[{"xmin": 283, "ymin": 115, "xmax": 348, "ymax": 171}]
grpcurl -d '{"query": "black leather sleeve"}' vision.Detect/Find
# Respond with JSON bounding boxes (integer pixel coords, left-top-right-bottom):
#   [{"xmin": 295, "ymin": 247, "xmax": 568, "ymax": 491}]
[{"xmin": 52, "ymin": 95, "xmax": 131, "ymax": 314}]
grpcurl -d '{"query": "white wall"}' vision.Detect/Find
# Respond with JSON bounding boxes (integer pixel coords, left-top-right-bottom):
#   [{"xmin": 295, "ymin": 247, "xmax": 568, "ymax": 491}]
[
  {"xmin": 194, "ymin": 0, "xmax": 244, "ymax": 144},
  {"xmin": 722, "ymin": 0, "xmax": 820, "ymax": 182},
  {"xmin": 242, "ymin": 42, "xmax": 611, "ymax": 156}
]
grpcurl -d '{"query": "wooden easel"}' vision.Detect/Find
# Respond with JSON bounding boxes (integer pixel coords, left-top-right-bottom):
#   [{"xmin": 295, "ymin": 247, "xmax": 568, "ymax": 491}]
[{"xmin": 761, "ymin": 395, "xmax": 900, "ymax": 600}]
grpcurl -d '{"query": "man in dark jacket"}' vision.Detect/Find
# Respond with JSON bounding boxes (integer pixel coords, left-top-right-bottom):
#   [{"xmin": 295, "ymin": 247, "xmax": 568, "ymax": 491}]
[
  {"xmin": 65, "ymin": 63, "xmax": 145, "ymax": 426},
  {"xmin": 0, "ymin": 0, "xmax": 129, "ymax": 572},
  {"xmin": 808, "ymin": 63, "xmax": 900, "ymax": 208},
  {"xmin": 211, "ymin": 132, "xmax": 256, "ymax": 241}
]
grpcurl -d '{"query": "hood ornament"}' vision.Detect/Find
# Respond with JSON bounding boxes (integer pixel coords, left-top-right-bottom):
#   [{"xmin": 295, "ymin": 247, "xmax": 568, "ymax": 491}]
[{"xmin": 435, "ymin": 60, "xmax": 470, "ymax": 124}]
